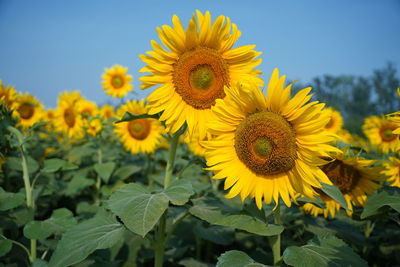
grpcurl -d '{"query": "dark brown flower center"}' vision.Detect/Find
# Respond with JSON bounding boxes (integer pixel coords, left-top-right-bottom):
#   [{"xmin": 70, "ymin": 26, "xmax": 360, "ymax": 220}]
[
  {"xmin": 235, "ymin": 111, "xmax": 297, "ymax": 176},
  {"xmin": 18, "ymin": 103, "xmax": 34, "ymax": 119},
  {"xmin": 321, "ymin": 160, "xmax": 360, "ymax": 194},
  {"xmin": 64, "ymin": 108, "xmax": 76, "ymax": 127},
  {"xmin": 128, "ymin": 119, "xmax": 151, "ymax": 140},
  {"xmin": 173, "ymin": 47, "xmax": 229, "ymax": 110}
]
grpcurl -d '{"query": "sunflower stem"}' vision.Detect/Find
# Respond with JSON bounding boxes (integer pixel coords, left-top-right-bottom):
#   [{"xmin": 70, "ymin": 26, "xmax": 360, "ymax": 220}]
[
  {"xmin": 154, "ymin": 125, "xmax": 186, "ymax": 267},
  {"xmin": 270, "ymin": 204, "xmax": 281, "ymax": 266}
]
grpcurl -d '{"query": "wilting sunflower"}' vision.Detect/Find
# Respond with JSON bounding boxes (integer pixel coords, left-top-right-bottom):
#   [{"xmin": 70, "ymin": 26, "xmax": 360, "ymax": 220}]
[
  {"xmin": 0, "ymin": 80, "xmax": 18, "ymax": 109},
  {"xmin": 324, "ymin": 107, "xmax": 343, "ymax": 134},
  {"xmin": 363, "ymin": 116, "xmax": 399, "ymax": 153},
  {"xmin": 114, "ymin": 100, "xmax": 165, "ymax": 154},
  {"xmin": 382, "ymin": 157, "xmax": 400, "ymax": 187},
  {"xmin": 13, "ymin": 93, "xmax": 44, "ymax": 128},
  {"xmin": 102, "ymin": 65, "xmax": 133, "ymax": 98},
  {"xmin": 140, "ymin": 10, "xmax": 263, "ymax": 139},
  {"xmin": 203, "ymin": 69, "xmax": 339, "ymax": 209},
  {"xmin": 54, "ymin": 91, "xmax": 85, "ymax": 139},
  {"xmin": 99, "ymin": 105, "xmax": 115, "ymax": 120},
  {"xmin": 87, "ymin": 117, "xmax": 103, "ymax": 136},
  {"xmin": 303, "ymin": 153, "xmax": 383, "ymax": 218}
]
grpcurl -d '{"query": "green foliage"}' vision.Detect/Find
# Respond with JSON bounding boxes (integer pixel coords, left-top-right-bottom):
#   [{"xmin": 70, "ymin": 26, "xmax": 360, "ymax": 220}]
[
  {"xmin": 48, "ymin": 210, "xmax": 125, "ymax": 267},
  {"xmin": 115, "ymin": 112, "xmax": 159, "ymax": 123},
  {"xmin": 94, "ymin": 162, "xmax": 116, "ymax": 183},
  {"xmin": 361, "ymin": 188, "xmax": 400, "ymax": 219},
  {"xmin": 216, "ymin": 250, "xmax": 264, "ymax": 267},
  {"xmin": 0, "ymin": 187, "xmax": 25, "ymax": 211},
  {"xmin": 320, "ymin": 182, "xmax": 349, "ymax": 210},
  {"xmin": 42, "ymin": 159, "xmax": 78, "ymax": 173},
  {"xmin": 283, "ymin": 233, "xmax": 368, "ymax": 267}
]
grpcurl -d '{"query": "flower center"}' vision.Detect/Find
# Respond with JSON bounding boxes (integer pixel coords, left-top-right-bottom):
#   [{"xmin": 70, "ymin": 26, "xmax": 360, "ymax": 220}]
[
  {"xmin": 173, "ymin": 47, "xmax": 229, "ymax": 110},
  {"xmin": 325, "ymin": 117, "xmax": 334, "ymax": 129},
  {"xmin": 128, "ymin": 119, "xmax": 151, "ymax": 140},
  {"xmin": 235, "ymin": 111, "xmax": 297, "ymax": 176},
  {"xmin": 64, "ymin": 108, "xmax": 76, "ymax": 127},
  {"xmin": 321, "ymin": 160, "xmax": 360, "ymax": 194},
  {"xmin": 111, "ymin": 76, "xmax": 124, "ymax": 89},
  {"xmin": 17, "ymin": 103, "xmax": 34, "ymax": 119},
  {"xmin": 380, "ymin": 124, "xmax": 398, "ymax": 142}
]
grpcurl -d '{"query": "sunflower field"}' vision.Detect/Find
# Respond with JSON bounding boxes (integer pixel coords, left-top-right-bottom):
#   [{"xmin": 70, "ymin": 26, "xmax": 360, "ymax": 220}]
[{"xmin": 1, "ymin": 10, "xmax": 400, "ymax": 267}]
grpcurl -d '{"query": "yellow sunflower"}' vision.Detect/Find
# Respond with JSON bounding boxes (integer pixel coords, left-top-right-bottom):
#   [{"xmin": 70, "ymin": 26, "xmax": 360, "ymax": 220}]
[
  {"xmin": 202, "ymin": 69, "xmax": 339, "ymax": 209},
  {"xmin": 77, "ymin": 99, "xmax": 98, "ymax": 119},
  {"xmin": 114, "ymin": 100, "xmax": 165, "ymax": 154},
  {"xmin": 324, "ymin": 107, "xmax": 343, "ymax": 134},
  {"xmin": 13, "ymin": 93, "xmax": 44, "ymax": 128},
  {"xmin": 184, "ymin": 131, "xmax": 208, "ymax": 157},
  {"xmin": 382, "ymin": 157, "xmax": 400, "ymax": 187},
  {"xmin": 99, "ymin": 105, "xmax": 115, "ymax": 120},
  {"xmin": 386, "ymin": 88, "xmax": 400, "ymax": 134},
  {"xmin": 363, "ymin": 116, "xmax": 399, "ymax": 153},
  {"xmin": 303, "ymin": 153, "xmax": 383, "ymax": 218},
  {"xmin": 102, "ymin": 65, "xmax": 133, "ymax": 98},
  {"xmin": 0, "ymin": 80, "xmax": 18, "ymax": 109},
  {"xmin": 54, "ymin": 91, "xmax": 85, "ymax": 139},
  {"xmin": 87, "ymin": 117, "xmax": 103, "ymax": 136},
  {"xmin": 140, "ymin": 10, "xmax": 263, "ymax": 139}
]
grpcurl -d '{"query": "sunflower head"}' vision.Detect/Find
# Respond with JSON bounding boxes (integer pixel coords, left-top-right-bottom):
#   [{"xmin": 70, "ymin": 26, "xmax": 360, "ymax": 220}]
[
  {"xmin": 0, "ymin": 80, "xmax": 18, "ymax": 109},
  {"xmin": 102, "ymin": 65, "xmax": 133, "ymax": 98},
  {"xmin": 87, "ymin": 117, "xmax": 103, "ymax": 136},
  {"xmin": 363, "ymin": 116, "xmax": 399, "ymax": 153},
  {"xmin": 77, "ymin": 99, "xmax": 98, "ymax": 120},
  {"xmin": 324, "ymin": 107, "xmax": 343, "ymax": 134},
  {"xmin": 99, "ymin": 105, "xmax": 115, "ymax": 120},
  {"xmin": 382, "ymin": 157, "xmax": 400, "ymax": 188},
  {"xmin": 140, "ymin": 10, "xmax": 263, "ymax": 139},
  {"xmin": 303, "ymin": 151, "xmax": 384, "ymax": 218},
  {"xmin": 114, "ymin": 100, "xmax": 165, "ymax": 154},
  {"xmin": 203, "ymin": 69, "xmax": 339, "ymax": 209},
  {"xmin": 13, "ymin": 93, "xmax": 44, "ymax": 128},
  {"xmin": 54, "ymin": 91, "xmax": 85, "ymax": 139}
]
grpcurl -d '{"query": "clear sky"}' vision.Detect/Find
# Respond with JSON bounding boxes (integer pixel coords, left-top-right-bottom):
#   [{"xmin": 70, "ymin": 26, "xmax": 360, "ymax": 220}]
[{"xmin": 0, "ymin": 0, "xmax": 399, "ymax": 108}]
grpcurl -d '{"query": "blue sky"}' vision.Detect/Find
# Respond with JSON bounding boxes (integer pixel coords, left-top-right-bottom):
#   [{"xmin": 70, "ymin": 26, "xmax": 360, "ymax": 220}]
[{"xmin": 0, "ymin": 0, "xmax": 399, "ymax": 108}]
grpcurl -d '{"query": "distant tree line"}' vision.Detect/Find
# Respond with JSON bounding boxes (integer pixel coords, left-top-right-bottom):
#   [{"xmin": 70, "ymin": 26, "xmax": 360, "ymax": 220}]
[{"xmin": 294, "ymin": 62, "xmax": 400, "ymax": 136}]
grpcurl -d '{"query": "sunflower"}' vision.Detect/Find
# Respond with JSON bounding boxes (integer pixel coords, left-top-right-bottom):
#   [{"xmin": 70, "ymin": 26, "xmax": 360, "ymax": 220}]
[
  {"xmin": 77, "ymin": 99, "xmax": 98, "ymax": 119},
  {"xmin": 99, "ymin": 105, "xmax": 115, "ymax": 120},
  {"xmin": 386, "ymin": 88, "xmax": 400, "ymax": 134},
  {"xmin": 54, "ymin": 91, "xmax": 85, "ymax": 139},
  {"xmin": 382, "ymin": 157, "xmax": 400, "ymax": 187},
  {"xmin": 140, "ymin": 10, "xmax": 263, "ymax": 139},
  {"xmin": 202, "ymin": 69, "xmax": 339, "ymax": 209},
  {"xmin": 102, "ymin": 65, "xmax": 133, "ymax": 98},
  {"xmin": 114, "ymin": 100, "xmax": 165, "ymax": 154},
  {"xmin": 363, "ymin": 116, "xmax": 399, "ymax": 153},
  {"xmin": 184, "ymin": 131, "xmax": 208, "ymax": 157},
  {"xmin": 303, "ymin": 153, "xmax": 383, "ymax": 218},
  {"xmin": 324, "ymin": 107, "xmax": 343, "ymax": 134},
  {"xmin": 0, "ymin": 80, "xmax": 18, "ymax": 109},
  {"xmin": 13, "ymin": 93, "xmax": 44, "ymax": 128},
  {"xmin": 87, "ymin": 117, "xmax": 103, "ymax": 136}
]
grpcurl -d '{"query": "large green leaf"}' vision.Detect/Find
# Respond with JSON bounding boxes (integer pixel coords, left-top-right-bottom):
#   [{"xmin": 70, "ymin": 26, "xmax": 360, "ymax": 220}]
[
  {"xmin": 115, "ymin": 112, "xmax": 159, "ymax": 123},
  {"xmin": 163, "ymin": 179, "xmax": 195, "ymax": 205},
  {"xmin": 0, "ymin": 238, "xmax": 12, "ymax": 257},
  {"xmin": 5, "ymin": 156, "xmax": 39, "ymax": 173},
  {"xmin": 49, "ymin": 210, "xmax": 125, "ymax": 267},
  {"xmin": 0, "ymin": 187, "xmax": 25, "ymax": 211},
  {"xmin": 113, "ymin": 165, "xmax": 141, "ymax": 180},
  {"xmin": 65, "ymin": 174, "xmax": 95, "ymax": 196},
  {"xmin": 94, "ymin": 162, "xmax": 116, "ymax": 183},
  {"xmin": 42, "ymin": 158, "xmax": 78, "ymax": 173},
  {"xmin": 24, "ymin": 208, "xmax": 77, "ymax": 239},
  {"xmin": 361, "ymin": 189, "xmax": 400, "ymax": 219},
  {"xmin": 216, "ymin": 250, "xmax": 265, "ymax": 267},
  {"xmin": 283, "ymin": 233, "xmax": 367, "ymax": 267},
  {"xmin": 107, "ymin": 183, "xmax": 169, "ymax": 237},
  {"xmin": 320, "ymin": 182, "xmax": 349, "ymax": 210},
  {"xmin": 189, "ymin": 195, "xmax": 283, "ymax": 236}
]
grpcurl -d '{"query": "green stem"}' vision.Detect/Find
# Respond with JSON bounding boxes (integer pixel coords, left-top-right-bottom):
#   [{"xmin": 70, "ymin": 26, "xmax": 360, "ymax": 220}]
[
  {"xmin": 270, "ymin": 204, "xmax": 281, "ymax": 266},
  {"xmin": 96, "ymin": 148, "xmax": 103, "ymax": 191},
  {"xmin": 146, "ymin": 154, "xmax": 153, "ymax": 188},
  {"xmin": 1, "ymin": 235, "xmax": 30, "ymax": 259},
  {"xmin": 154, "ymin": 125, "xmax": 186, "ymax": 267},
  {"xmin": 362, "ymin": 220, "xmax": 374, "ymax": 255}
]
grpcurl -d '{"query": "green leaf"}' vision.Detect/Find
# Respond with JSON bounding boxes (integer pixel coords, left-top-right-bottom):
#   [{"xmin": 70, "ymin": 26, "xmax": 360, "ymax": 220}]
[
  {"xmin": 107, "ymin": 183, "xmax": 169, "ymax": 237},
  {"xmin": 283, "ymin": 233, "xmax": 367, "ymax": 267},
  {"xmin": 49, "ymin": 210, "xmax": 125, "ymax": 267},
  {"xmin": 0, "ymin": 187, "xmax": 25, "ymax": 211},
  {"xmin": 32, "ymin": 259, "xmax": 48, "ymax": 267},
  {"xmin": 163, "ymin": 179, "xmax": 195, "ymax": 205},
  {"xmin": 361, "ymin": 189, "xmax": 400, "ymax": 219},
  {"xmin": 24, "ymin": 208, "xmax": 77, "ymax": 239},
  {"xmin": 179, "ymin": 258, "xmax": 210, "ymax": 267},
  {"xmin": 216, "ymin": 250, "xmax": 261, "ymax": 267},
  {"xmin": 296, "ymin": 196, "xmax": 326, "ymax": 209},
  {"xmin": 65, "ymin": 174, "xmax": 95, "ymax": 196},
  {"xmin": 43, "ymin": 159, "xmax": 78, "ymax": 173},
  {"xmin": 115, "ymin": 112, "xmax": 159, "ymax": 123},
  {"xmin": 320, "ymin": 182, "xmax": 349, "ymax": 210},
  {"xmin": 0, "ymin": 238, "xmax": 12, "ymax": 257},
  {"xmin": 5, "ymin": 156, "xmax": 39, "ymax": 173},
  {"xmin": 189, "ymin": 195, "xmax": 283, "ymax": 236},
  {"xmin": 114, "ymin": 165, "xmax": 141, "ymax": 180},
  {"xmin": 194, "ymin": 225, "xmax": 234, "ymax": 245},
  {"xmin": 94, "ymin": 162, "xmax": 116, "ymax": 183}
]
